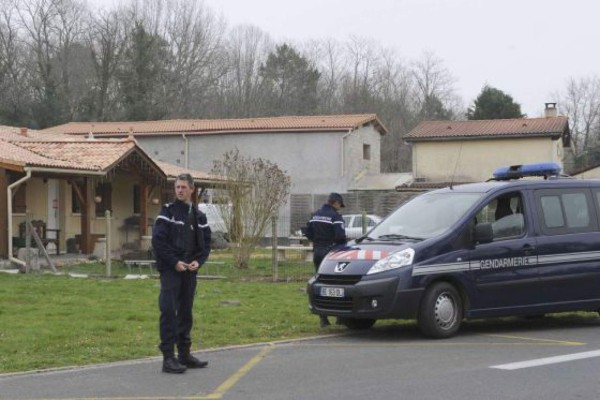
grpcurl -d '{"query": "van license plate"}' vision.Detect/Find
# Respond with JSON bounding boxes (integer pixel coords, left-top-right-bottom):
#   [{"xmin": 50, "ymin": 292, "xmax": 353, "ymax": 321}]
[{"xmin": 320, "ymin": 287, "xmax": 344, "ymax": 297}]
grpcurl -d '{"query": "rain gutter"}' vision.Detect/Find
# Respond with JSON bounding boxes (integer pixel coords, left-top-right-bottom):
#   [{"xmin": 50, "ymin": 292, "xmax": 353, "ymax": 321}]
[{"xmin": 340, "ymin": 128, "xmax": 354, "ymax": 176}]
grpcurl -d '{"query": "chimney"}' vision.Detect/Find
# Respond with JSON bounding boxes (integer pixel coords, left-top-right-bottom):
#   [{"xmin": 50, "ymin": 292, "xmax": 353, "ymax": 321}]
[
  {"xmin": 20, "ymin": 127, "xmax": 27, "ymax": 137},
  {"xmin": 544, "ymin": 103, "xmax": 558, "ymax": 117}
]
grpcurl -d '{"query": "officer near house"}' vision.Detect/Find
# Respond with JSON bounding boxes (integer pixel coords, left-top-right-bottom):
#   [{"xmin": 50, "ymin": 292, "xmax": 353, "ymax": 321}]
[
  {"xmin": 152, "ymin": 173, "xmax": 211, "ymax": 374},
  {"xmin": 303, "ymin": 192, "xmax": 347, "ymax": 327}
]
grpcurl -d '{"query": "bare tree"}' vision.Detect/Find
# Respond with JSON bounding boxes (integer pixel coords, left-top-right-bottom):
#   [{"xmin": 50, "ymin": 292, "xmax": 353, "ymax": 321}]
[
  {"xmin": 302, "ymin": 38, "xmax": 343, "ymax": 113},
  {"xmin": 554, "ymin": 75, "xmax": 600, "ymax": 157},
  {"xmin": 15, "ymin": 0, "xmax": 91, "ymax": 126},
  {"xmin": 220, "ymin": 24, "xmax": 273, "ymax": 117},
  {"xmin": 160, "ymin": 0, "xmax": 227, "ymax": 117},
  {"xmin": 124, "ymin": 0, "xmax": 228, "ymax": 118},
  {"xmin": 0, "ymin": 1, "xmax": 31, "ymax": 125},
  {"xmin": 411, "ymin": 51, "xmax": 462, "ymax": 120},
  {"xmin": 341, "ymin": 35, "xmax": 380, "ymax": 112},
  {"xmin": 86, "ymin": 7, "xmax": 125, "ymax": 120},
  {"xmin": 211, "ymin": 149, "xmax": 291, "ymax": 269}
]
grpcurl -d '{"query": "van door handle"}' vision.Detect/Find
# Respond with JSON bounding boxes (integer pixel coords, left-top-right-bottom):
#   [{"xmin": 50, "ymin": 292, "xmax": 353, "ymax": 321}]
[{"xmin": 522, "ymin": 244, "xmax": 536, "ymax": 255}]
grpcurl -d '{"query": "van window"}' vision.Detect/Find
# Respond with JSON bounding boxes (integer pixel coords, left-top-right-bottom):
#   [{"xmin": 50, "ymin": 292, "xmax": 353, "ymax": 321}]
[
  {"xmin": 536, "ymin": 189, "xmax": 597, "ymax": 235},
  {"xmin": 475, "ymin": 192, "xmax": 525, "ymax": 240}
]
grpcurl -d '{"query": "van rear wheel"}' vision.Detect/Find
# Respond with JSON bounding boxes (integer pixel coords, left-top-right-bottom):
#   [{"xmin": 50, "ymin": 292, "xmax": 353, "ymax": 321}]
[
  {"xmin": 340, "ymin": 318, "xmax": 376, "ymax": 330},
  {"xmin": 418, "ymin": 282, "xmax": 463, "ymax": 338}
]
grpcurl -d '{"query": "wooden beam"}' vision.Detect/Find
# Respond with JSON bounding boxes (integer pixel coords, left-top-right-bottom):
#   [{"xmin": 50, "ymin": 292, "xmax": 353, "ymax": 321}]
[
  {"xmin": 70, "ymin": 180, "xmax": 85, "ymax": 206},
  {"xmin": 80, "ymin": 178, "xmax": 95, "ymax": 254},
  {"xmin": 0, "ymin": 170, "xmax": 8, "ymax": 257},
  {"xmin": 140, "ymin": 182, "xmax": 148, "ymax": 237},
  {"xmin": 0, "ymin": 162, "xmax": 24, "ymax": 172}
]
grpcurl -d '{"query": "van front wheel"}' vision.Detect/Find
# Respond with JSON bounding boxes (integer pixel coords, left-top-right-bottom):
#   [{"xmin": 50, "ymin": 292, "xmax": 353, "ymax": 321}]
[{"xmin": 418, "ymin": 282, "xmax": 463, "ymax": 338}]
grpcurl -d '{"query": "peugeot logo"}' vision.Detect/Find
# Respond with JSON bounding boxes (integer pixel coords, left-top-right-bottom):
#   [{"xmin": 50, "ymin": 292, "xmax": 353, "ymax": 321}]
[{"xmin": 334, "ymin": 262, "xmax": 350, "ymax": 273}]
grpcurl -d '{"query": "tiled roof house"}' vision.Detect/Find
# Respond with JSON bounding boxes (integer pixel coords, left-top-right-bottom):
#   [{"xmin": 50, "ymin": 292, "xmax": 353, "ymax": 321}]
[
  {"xmin": 42, "ymin": 114, "xmax": 390, "ymax": 240},
  {"xmin": 0, "ymin": 126, "xmax": 222, "ymax": 261},
  {"xmin": 403, "ymin": 104, "xmax": 570, "ymax": 184}
]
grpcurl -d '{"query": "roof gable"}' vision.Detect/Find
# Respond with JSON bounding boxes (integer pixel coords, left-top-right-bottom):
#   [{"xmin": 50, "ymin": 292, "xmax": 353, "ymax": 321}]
[
  {"xmin": 40, "ymin": 114, "xmax": 388, "ymax": 137},
  {"xmin": 405, "ymin": 116, "xmax": 569, "ymax": 141}
]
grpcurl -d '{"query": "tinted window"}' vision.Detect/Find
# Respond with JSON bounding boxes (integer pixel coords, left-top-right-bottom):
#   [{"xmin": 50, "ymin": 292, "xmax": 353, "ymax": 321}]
[
  {"xmin": 541, "ymin": 196, "xmax": 564, "ymax": 228},
  {"xmin": 536, "ymin": 189, "xmax": 597, "ymax": 235},
  {"xmin": 563, "ymin": 193, "xmax": 589, "ymax": 228}
]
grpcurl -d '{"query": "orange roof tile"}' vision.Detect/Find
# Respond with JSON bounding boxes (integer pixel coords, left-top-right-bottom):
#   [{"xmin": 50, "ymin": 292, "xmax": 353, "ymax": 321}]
[
  {"xmin": 405, "ymin": 117, "xmax": 569, "ymax": 141},
  {"xmin": 0, "ymin": 125, "xmax": 76, "ymax": 141},
  {"xmin": 40, "ymin": 114, "xmax": 388, "ymax": 137},
  {"xmin": 12, "ymin": 140, "xmax": 137, "ymax": 170},
  {"xmin": 0, "ymin": 141, "xmax": 83, "ymax": 169}
]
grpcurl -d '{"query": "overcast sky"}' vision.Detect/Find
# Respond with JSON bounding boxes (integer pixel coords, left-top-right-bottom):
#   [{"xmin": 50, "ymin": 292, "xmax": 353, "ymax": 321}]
[{"xmin": 98, "ymin": 0, "xmax": 600, "ymax": 118}]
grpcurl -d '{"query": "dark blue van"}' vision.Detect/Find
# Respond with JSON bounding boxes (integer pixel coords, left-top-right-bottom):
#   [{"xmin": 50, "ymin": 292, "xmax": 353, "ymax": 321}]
[{"xmin": 307, "ymin": 163, "xmax": 600, "ymax": 338}]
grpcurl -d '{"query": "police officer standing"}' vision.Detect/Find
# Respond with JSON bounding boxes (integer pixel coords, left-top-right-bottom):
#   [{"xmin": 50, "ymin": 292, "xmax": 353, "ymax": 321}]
[
  {"xmin": 152, "ymin": 173, "xmax": 211, "ymax": 373},
  {"xmin": 304, "ymin": 193, "xmax": 347, "ymax": 327}
]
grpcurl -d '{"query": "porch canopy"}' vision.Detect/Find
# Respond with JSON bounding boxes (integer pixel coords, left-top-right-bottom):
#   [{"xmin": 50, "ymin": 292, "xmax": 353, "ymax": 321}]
[{"xmin": 0, "ymin": 126, "xmax": 221, "ymax": 260}]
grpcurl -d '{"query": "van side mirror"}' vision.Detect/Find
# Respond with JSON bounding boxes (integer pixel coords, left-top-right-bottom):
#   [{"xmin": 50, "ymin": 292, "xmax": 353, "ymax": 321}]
[{"xmin": 474, "ymin": 222, "xmax": 493, "ymax": 244}]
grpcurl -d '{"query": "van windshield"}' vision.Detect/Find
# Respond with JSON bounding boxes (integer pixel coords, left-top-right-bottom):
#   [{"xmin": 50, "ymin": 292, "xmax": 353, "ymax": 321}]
[{"xmin": 370, "ymin": 192, "xmax": 483, "ymax": 240}]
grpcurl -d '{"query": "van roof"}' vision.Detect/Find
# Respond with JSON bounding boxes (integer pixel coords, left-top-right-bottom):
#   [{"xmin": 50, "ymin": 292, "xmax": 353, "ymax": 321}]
[{"xmin": 433, "ymin": 178, "xmax": 600, "ymax": 194}]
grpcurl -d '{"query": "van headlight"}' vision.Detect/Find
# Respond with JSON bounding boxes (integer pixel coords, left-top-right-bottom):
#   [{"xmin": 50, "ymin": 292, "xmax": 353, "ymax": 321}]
[{"xmin": 367, "ymin": 248, "xmax": 415, "ymax": 275}]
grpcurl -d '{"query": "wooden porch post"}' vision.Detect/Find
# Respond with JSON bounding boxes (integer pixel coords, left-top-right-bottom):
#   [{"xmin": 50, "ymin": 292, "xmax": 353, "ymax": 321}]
[
  {"xmin": 140, "ymin": 183, "xmax": 148, "ymax": 237},
  {"xmin": 0, "ymin": 170, "xmax": 8, "ymax": 257},
  {"xmin": 80, "ymin": 177, "xmax": 95, "ymax": 254}
]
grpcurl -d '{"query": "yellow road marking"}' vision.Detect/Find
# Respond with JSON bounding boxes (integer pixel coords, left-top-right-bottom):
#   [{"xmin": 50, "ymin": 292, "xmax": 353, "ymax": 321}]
[
  {"xmin": 484, "ymin": 334, "xmax": 585, "ymax": 346},
  {"xmin": 204, "ymin": 344, "xmax": 275, "ymax": 399},
  {"xmin": 23, "ymin": 345, "xmax": 276, "ymax": 400}
]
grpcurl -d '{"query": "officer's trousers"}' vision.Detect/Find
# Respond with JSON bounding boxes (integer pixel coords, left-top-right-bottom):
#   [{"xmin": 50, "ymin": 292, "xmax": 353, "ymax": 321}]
[
  {"xmin": 158, "ymin": 269, "xmax": 197, "ymax": 357},
  {"xmin": 313, "ymin": 246, "xmax": 332, "ymax": 273}
]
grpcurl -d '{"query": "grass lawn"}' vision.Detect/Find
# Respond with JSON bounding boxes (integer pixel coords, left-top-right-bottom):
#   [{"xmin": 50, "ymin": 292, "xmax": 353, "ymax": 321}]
[{"xmin": 0, "ymin": 272, "xmax": 340, "ymax": 373}]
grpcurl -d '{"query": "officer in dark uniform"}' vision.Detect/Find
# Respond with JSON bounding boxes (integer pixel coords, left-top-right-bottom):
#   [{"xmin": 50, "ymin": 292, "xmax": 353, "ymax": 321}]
[
  {"xmin": 304, "ymin": 192, "xmax": 347, "ymax": 327},
  {"xmin": 152, "ymin": 173, "xmax": 211, "ymax": 373}
]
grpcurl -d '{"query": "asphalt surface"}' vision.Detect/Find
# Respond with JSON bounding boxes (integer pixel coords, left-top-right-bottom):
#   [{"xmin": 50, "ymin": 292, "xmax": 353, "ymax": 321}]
[{"xmin": 2, "ymin": 315, "xmax": 600, "ymax": 400}]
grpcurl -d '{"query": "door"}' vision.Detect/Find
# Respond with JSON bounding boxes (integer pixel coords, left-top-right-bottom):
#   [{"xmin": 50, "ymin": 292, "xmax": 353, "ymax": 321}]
[
  {"xmin": 534, "ymin": 188, "xmax": 600, "ymax": 305},
  {"xmin": 466, "ymin": 191, "xmax": 540, "ymax": 314}
]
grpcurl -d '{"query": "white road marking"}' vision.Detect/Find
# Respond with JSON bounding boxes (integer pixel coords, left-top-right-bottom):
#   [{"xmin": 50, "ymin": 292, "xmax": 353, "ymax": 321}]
[{"xmin": 491, "ymin": 349, "xmax": 600, "ymax": 370}]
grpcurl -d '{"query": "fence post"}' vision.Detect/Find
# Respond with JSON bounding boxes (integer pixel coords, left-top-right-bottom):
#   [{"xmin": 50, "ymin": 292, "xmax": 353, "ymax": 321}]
[
  {"xmin": 25, "ymin": 211, "xmax": 31, "ymax": 273},
  {"xmin": 272, "ymin": 214, "xmax": 278, "ymax": 282},
  {"xmin": 105, "ymin": 210, "xmax": 112, "ymax": 276},
  {"xmin": 361, "ymin": 210, "xmax": 367, "ymax": 236}
]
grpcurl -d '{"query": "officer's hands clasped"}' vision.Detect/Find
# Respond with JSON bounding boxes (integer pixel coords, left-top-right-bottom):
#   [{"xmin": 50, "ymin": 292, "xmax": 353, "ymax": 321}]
[{"xmin": 175, "ymin": 260, "xmax": 200, "ymax": 272}]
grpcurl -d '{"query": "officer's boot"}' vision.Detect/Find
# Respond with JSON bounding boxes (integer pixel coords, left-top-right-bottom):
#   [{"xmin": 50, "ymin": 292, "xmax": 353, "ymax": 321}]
[
  {"xmin": 178, "ymin": 349, "xmax": 208, "ymax": 369},
  {"xmin": 162, "ymin": 353, "xmax": 187, "ymax": 374}
]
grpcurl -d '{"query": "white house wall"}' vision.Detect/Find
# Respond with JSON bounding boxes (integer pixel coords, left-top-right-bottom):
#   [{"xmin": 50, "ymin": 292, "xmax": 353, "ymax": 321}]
[{"xmin": 138, "ymin": 128, "xmax": 382, "ymax": 195}]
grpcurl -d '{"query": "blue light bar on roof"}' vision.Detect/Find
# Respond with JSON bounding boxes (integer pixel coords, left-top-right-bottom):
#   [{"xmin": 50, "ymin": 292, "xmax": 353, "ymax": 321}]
[{"xmin": 493, "ymin": 162, "xmax": 562, "ymax": 180}]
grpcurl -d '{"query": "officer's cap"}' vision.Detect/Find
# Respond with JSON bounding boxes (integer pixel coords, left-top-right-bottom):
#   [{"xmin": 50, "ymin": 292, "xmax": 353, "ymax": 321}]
[{"xmin": 328, "ymin": 192, "xmax": 345, "ymax": 208}]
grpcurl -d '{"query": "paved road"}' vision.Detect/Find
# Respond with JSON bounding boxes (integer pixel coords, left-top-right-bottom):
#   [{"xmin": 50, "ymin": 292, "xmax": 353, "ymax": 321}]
[{"xmin": 2, "ymin": 315, "xmax": 600, "ymax": 400}]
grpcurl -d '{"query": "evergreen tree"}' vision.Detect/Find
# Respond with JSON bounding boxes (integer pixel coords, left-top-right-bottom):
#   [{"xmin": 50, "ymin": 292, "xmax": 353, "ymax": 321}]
[
  {"xmin": 468, "ymin": 85, "xmax": 524, "ymax": 120},
  {"xmin": 259, "ymin": 43, "xmax": 320, "ymax": 116},
  {"xmin": 118, "ymin": 22, "xmax": 170, "ymax": 121}
]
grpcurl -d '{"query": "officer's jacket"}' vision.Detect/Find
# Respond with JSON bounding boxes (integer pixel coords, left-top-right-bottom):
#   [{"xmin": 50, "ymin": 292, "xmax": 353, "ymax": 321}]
[
  {"xmin": 305, "ymin": 204, "xmax": 347, "ymax": 247},
  {"xmin": 152, "ymin": 200, "xmax": 211, "ymax": 271}
]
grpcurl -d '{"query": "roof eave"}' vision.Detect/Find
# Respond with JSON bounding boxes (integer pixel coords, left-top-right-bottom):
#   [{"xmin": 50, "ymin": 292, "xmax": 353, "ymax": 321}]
[{"xmin": 404, "ymin": 133, "xmax": 562, "ymax": 142}]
